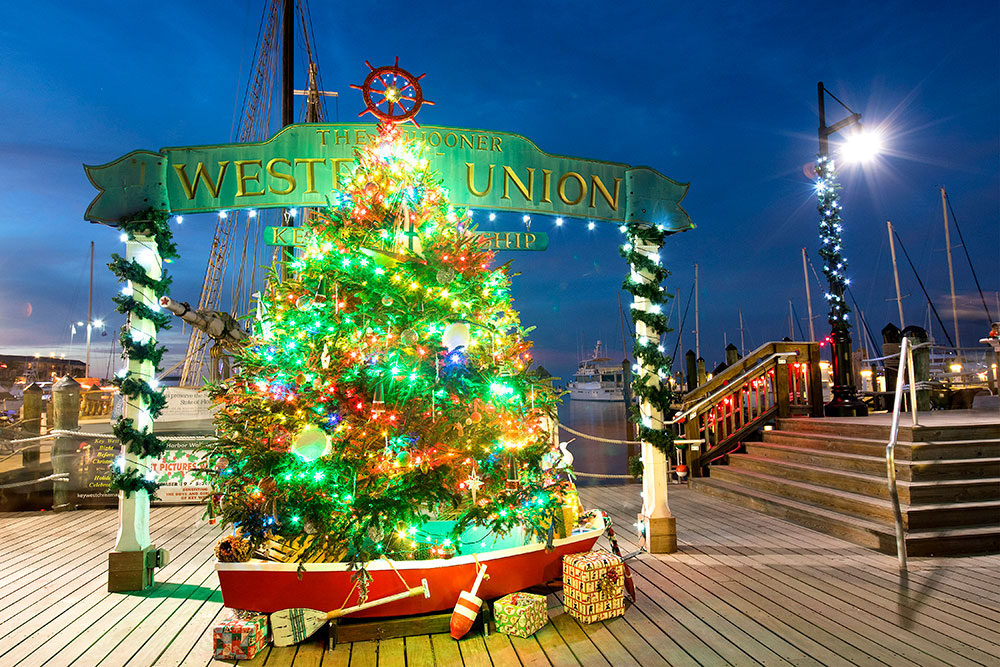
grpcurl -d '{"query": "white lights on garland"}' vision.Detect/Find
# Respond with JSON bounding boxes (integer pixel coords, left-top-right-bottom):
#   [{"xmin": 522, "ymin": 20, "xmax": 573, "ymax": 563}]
[{"xmin": 815, "ymin": 155, "xmax": 852, "ymax": 326}]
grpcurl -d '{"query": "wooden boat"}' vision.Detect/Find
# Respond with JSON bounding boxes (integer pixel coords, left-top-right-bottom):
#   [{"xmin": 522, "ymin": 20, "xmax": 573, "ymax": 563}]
[{"xmin": 216, "ymin": 511, "xmax": 605, "ymax": 617}]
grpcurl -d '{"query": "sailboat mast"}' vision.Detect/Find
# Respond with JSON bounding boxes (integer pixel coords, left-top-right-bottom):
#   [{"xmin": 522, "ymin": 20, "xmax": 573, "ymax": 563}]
[
  {"xmin": 739, "ymin": 308, "xmax": 745, "ymax": 356},
  {"xmin": 941, "ymin": 187, "xmax": 960, "ymax": 348},
  {"xmin": 282, "ymin": 0, "xmax": 294, "ymax": 126},
  {"xmin": 86, "ymin": 240, "xmax": 93, "ymax": 378},
  {"xmin": 788, "ymin": 300, "xmax": 794, "ymax": 339},
  {"xmin": 694, "ymin": 263, "xmax": 700, "ymax": 359},
  {"xmin": 802, "ymin": 247, "xmax": 816, "ymax": 342},
  {"xmin": 887, "ymin": 221, "xmax": 906, "ymax": 328}
]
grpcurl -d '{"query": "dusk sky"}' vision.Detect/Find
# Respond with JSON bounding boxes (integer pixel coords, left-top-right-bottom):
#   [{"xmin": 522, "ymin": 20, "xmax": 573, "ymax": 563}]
[{"xmin": 0, "ymin": 1, "xmax": 996, "ymax": 384}]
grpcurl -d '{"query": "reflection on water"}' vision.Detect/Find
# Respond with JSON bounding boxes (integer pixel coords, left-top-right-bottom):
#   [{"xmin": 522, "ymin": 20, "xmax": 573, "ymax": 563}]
[{"xmin": 557, "ymin": 399, "xmax": 635, "ymax": 486}]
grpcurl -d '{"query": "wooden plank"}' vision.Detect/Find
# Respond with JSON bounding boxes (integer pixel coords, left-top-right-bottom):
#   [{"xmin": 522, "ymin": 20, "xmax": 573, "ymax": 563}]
[
  {"xmin": 403, "ymin": 634, "xmax": 434, "ymax": 667},
  {"xmin": 533, "ymin": 619, "xmax": 581, "ymax": 665},
  {"xmin": 430, "ymin": 632, "xmax": 463, "ymax": 665},
  {"xmin": 593, "ymin": 486, "xmax": 902, "ymax": 665},
  {"xmin": 162, "ymin": 594, "xmax": 226, "ymax": 666},
  {"xmin": 607, "ymin": 487, "xmax": 985, "ymax": 667},
  {"xmin": 375, "ymin": 637, "xmax": 404, "ymax": 666},
  {"xmin": 481, "ymin": 629, "xmax": 520, "ymax": 666},
  {"xmin": 348, "ymin": 640, "xmax": 377, "ymax": 667},
  {"xmin": 687, "ymin": 494, "xmax": 1000, "ymax": 662},
  {"xmin": 507, "ymin": 634, "xmax": 550, "ymax": 667},
  {"xmin": 0, "ymin": 507, "xmax": 197, "ymax": 663},
  {"xmin": 456, "ymin": 633, "xmax": 492, "ymax": 667},
  {"xmin": 547, "ymin": 606, "xmax": 617, "ymax": 666},
  {"xmin": 34, "ymin": 510, "xmax": 223, "ymax": 666},
  {"xmin": 263, "ymin": 644, "xmax": 297, "ymax": 666},
  {"xmin": 290, "ymin": 636, "xmax": 324, "ymax": 667}
]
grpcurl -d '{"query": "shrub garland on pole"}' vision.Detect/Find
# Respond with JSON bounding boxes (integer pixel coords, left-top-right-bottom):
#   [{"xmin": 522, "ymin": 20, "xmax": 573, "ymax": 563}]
[
  {"xmin": 814, "ymin": 155, "xmax": 852, "ymax": 328},
  {"xmin": 107, "ymin": 208, "xmax": 178, "ymax": 498},
  {"xmin": 619, "ymin": 222, "xmax": 677, "ymax": 456}
]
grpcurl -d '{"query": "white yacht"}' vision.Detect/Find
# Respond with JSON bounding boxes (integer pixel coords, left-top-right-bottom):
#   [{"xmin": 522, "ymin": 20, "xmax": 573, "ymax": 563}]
[{"xmin": 567, "ymin": 342, "xmax": 625, "ymax": 402}]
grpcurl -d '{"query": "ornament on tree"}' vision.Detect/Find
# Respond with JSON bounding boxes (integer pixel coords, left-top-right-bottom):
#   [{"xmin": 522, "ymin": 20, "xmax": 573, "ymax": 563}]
[
  {"xmin": 436, "ymin": 267, "xmax": 456, "ymax": 285},
  {"xmin": 442, "ymin": 322, "xmax": 471, "ymax": 351},
  {"xmin": 290, "ymin": 425, "xmax": 331, "ymax": 462},
  {"xmin": 215, "ymin": 535, "xmax": 252, "ymax": 562},
  {"xmin": 506, "ymin": 456, "xmax": 520, "ymax": 491},
  {"xmin": 321, "ymin": 343, "xmax": 331, "ymax": 370},
  {"xmin": 464, "ymin": 466, "xmax": 484, "ymax": 503},
  {"xmin": 259, "ymin": 476, "xmax": 277, "ymax": 497},
  {"xmin": 401, "ymin": 328, "xmax": 418, "ymax": 346}
]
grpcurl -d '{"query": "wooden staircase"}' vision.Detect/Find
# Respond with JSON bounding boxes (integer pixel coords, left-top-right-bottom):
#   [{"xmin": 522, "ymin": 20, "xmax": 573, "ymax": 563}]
[{"xmin": 690, "ymin": 415, "xmax": 1000, "ymax": 556}]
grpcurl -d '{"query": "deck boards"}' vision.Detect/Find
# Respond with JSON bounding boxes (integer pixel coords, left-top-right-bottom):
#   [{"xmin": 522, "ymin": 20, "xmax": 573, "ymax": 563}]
[{"xmin": 1, "ymin": 484, "xmax": 997, "ymax": 666}]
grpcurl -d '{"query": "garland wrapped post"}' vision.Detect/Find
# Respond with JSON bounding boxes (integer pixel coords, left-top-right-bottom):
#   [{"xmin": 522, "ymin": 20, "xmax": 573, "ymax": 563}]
[
  {"xmin": 107, "ymin": 209, "xmax": 177, "ymax": 555},
  {"xmin": 620, "ymin": 222, "xmax": 677, "ymax": 554}
]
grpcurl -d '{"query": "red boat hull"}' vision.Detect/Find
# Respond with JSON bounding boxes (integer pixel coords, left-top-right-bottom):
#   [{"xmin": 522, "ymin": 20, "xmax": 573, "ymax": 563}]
[{"xmin": 216, "ymin": 520, "xmax": 602, "ymax": 618}]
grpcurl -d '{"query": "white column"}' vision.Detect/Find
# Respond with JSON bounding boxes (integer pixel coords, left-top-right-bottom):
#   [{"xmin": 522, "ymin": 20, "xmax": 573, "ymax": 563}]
[
  {"xmin": 113, "ymin": 233, "xmax": 160, "ymax": 552},
  {"xmin": 630, "ymin": 239, "xmax": 677, "ymax": 553}
]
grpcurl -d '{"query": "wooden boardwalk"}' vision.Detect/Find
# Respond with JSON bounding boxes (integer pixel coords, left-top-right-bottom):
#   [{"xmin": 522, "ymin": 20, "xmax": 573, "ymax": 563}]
[{"xmin": 1, "ymin": 485, "xmax": 997, "ymax": 666}]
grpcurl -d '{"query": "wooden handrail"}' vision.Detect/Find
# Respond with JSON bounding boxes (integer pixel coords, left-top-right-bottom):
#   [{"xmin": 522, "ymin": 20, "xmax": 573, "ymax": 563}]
[{"xmin": 678, "ymin": 341, "xmax": 823, "ymax": 476}]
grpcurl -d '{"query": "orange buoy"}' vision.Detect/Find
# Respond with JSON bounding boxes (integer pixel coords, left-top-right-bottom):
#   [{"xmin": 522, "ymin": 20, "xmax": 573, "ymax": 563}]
[{"xmin": 449, "ymin": 564, "xmax": 487, "ymax": 640}]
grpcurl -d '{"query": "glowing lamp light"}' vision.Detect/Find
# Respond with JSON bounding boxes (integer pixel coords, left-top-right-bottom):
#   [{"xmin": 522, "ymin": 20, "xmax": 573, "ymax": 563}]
[
  {"xmin": 555, "ymin": 218, "xmax": 564, "ymax": 226},
  {"xmin": 587, "ymin": 221, "xmax": 596, "ymax": 230},
  {"xmin": 839, "ymin": 127, "xmax": 883, "ymax": 164},
  {"xmin": 488, "ymin": 213, "xmax": 496, "ymax": 221},
  {"xmin": 949, "ymin": 363, "xmax": 963, "ymax": 373}
]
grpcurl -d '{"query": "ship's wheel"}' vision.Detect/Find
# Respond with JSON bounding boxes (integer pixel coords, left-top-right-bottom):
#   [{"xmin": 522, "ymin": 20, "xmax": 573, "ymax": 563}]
[{"xmin": 350, "ymin": 58, "xmax": 434, "ymax": 126}]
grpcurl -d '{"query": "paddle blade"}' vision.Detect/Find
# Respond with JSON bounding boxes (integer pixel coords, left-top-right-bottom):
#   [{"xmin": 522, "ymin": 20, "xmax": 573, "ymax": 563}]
[{"xmin": 270, "ymin": 607, "xmax": 327, "ymax": 646}]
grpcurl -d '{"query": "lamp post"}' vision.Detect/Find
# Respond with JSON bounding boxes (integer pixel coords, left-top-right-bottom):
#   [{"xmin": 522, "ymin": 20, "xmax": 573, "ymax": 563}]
[{"xmin": 815, "ymin": 81, "xmax": 876, "ymax": 417}]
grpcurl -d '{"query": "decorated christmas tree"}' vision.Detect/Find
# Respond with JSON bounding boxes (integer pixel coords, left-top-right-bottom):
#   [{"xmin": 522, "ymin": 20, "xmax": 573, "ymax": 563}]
[{"xmin": 203, "ymin": 68, "xmax": 575, "ymax": 566}]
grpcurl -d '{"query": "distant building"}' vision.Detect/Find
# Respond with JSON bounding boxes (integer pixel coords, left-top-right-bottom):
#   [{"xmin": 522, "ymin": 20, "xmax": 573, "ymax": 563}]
[{"xmin": 0, "ymin": 354, "xmax": 86, "ymax": 385}]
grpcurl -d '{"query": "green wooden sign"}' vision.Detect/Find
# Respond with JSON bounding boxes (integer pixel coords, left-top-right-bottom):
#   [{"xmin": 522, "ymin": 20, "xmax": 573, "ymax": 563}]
[
  {"xmin": 84, "ymin": 123, "xmax": 693, "ymax": 233},
  {"xmin": 265, "ymin": 226, "xmax": 548, "ymax": 251}
]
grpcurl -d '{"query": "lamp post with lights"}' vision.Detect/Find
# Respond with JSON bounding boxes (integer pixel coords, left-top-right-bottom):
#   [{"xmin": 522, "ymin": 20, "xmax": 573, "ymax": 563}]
[{"xmin": 815, "ymin": 81, "xmax": 880, "ymax": 417}]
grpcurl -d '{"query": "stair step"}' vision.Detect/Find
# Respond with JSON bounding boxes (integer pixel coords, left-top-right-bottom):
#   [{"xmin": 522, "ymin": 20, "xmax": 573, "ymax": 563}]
[
  {"xmin": 732, "ymin": 453, "xmax": 1000, "ymax": 503},
  {"xmin": 692, "ymin": 478, "xmax": 1000, "ymax": 556},
  {"xmin": 706, "ymin": 466, "xmax": 1000, "ymax": 529},
  {"xmin": 746, "ymin": 442, "xmax": 1000, "ymax": 481},
  {"xmin": 777, "ymin": 415, "xmax": 1000, "ymax": 442},
  {"xmin": 763, "ymin": 430, "xmax": 1000, "ymax": 460}
]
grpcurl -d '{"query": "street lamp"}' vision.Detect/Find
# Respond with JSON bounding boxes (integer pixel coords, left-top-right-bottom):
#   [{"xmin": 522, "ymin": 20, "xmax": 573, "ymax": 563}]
[{"xmin": 815, "ymin": 81, "xmax": 879, "ymax": 417}]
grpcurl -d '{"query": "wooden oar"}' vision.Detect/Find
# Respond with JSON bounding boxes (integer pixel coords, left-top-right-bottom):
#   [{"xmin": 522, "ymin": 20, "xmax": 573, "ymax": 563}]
[{"xmin": 271, "ymin": 578, "xmax": 430, "ymax": 646}]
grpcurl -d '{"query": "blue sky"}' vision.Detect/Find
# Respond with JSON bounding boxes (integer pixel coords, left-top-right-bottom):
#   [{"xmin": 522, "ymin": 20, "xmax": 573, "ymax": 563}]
[{"xmin": 0, "ymin": 1, "xmax": 996, "ymax": 382}]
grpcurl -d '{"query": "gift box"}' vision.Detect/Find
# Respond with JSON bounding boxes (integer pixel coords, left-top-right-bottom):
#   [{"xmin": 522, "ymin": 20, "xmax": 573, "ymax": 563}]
[
  {"xmin": 540, "ymin": 504, "xmax": 579, "ymax": 539},
  {"xmin": 213, "ymin": 609, "xmax": 268, "ymax": 660},
  {"xmin": 493, "ymin": 592, "xmax": 548, "ymax": 637},
  {"xmin": 562, "ymin": 551, "xmax": 625, "ymax": 623}
]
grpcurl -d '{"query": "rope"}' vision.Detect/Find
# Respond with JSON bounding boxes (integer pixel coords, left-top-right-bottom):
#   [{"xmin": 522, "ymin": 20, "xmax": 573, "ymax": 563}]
[
  {"xmin": 0, "ymin": 473, "xmax": 69, "ymax": 489},
  {"xmin": 558, "ymin": 424, "xmax": 641, "ymax": 445},
  {"xmin": 574, "ymin": 471, "xmax": 636, "ymax": 480},
  {"xmin": 2, "ymin": 430, "xmax": 215, "ymax": 445}
]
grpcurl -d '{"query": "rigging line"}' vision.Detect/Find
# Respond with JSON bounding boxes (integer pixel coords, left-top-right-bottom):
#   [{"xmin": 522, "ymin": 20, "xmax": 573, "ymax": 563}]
[
  {"xmin": 791, "ymin": 302, "xmax": 807, "ymax": 340},
  {"xmin": 846, "ymin": 285, "xmax": 883, "ymax": 365},
  {"xmin": 671, "ymin": 282, "xmax": 696, "ymax": 362},
  {"xmin": 945, "ymin": 191, "xmax": 994, "ymax": 323},
  {"xmin": 891, "ymin": 228, "xmax": 954, "ymax": 347}
]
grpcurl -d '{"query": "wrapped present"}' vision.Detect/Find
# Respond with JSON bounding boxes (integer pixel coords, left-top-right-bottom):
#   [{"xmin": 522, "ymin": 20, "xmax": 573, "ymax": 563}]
[
  {"xmin": 540, "ymin": 504, "xmax": 579, "ymax": 539},
  {"xmin": 493, "ymin": 592, "xmax": 548, "ymax": 637},
  {"xmin": 213, "ymin": 609, "xmax": 268, "ymax": 660},
  {"xmin": 562, "ymin": 551, "xmax": 625, "ymax": 623}
]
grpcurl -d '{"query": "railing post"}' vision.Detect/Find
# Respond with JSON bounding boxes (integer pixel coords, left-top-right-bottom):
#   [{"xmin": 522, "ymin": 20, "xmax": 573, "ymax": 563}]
[
  {"xmin": 807, "ymin": 343, "xmax": 825, "ymax": 418},
  {"xmin": 775, "ymin": 357, "xmax": 791, "ymax": 418},
  {"xmin": 52, "ymin": 376, "xmax": 80, "ymax": 511},
  {"xmin": 684, "ymin": 416, "xmax": 701, "ymax": 477},
  {"xmin": 20, "ymin": 383, "xmax": 43, "ymax": 467}
]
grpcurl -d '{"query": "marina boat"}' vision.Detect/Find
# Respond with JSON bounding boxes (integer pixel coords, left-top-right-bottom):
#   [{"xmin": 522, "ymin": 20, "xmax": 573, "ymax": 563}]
[
  {"xmin": 567, "ymin": 341, "xmax": 625, "ymax": 402},
  {"xmin": 216, "ymin": 511, "xmax": 605, "ymax": 617}
]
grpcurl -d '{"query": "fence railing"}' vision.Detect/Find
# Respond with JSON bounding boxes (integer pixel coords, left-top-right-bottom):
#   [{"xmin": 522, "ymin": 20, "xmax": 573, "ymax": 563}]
[{"xmin": 678, "ymin": 341, "xmax": 824, "ymax": 476}]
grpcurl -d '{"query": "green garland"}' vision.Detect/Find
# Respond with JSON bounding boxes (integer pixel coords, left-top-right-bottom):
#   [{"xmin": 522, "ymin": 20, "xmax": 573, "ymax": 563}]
[
  {"xmin": 619, "ymin": 222, "xmax": 677, "ymax": 455},
  {"xmin": 107, "ymin": 208, "xmax": 177, "ymax": 497},
  {"xmin": 109, "ymin": 466, "xmax": 161, "ymax": 500}
]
